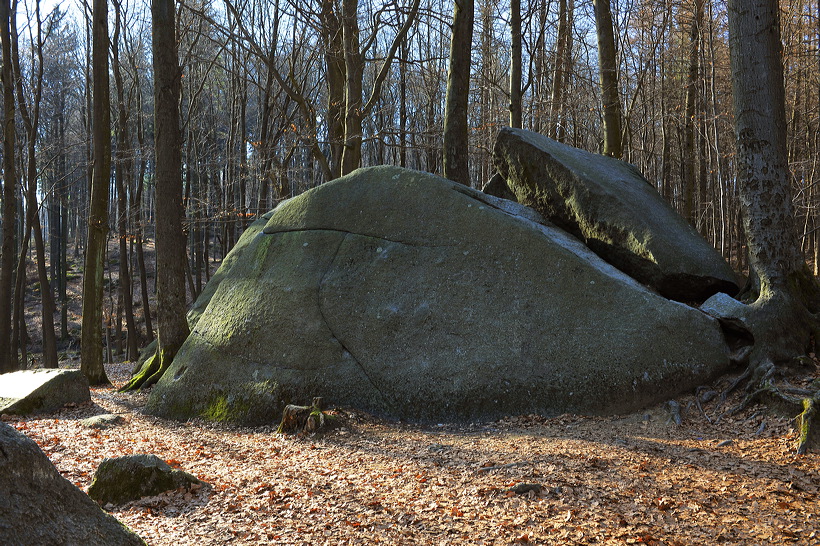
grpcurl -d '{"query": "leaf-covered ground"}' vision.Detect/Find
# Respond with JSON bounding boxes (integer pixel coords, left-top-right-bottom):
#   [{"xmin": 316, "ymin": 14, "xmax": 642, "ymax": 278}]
[{"xmin": 5, "ymin": 361, "xmax": 820, "ymax": 545}]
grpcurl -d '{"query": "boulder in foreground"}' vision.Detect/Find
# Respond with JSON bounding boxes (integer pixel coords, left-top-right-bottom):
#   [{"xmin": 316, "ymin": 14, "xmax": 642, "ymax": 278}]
[
  {"xmin": 494, "ymin": 127, "xmax": 739, "ymax": 301},
  {"xmin": 146, "ymin": 166, "xmax": 731, "ymax": 424},
  {"xmin": 0, "ymin": 422, "xmax": 144, "ymax": 545},
  {"xmin": 88, "ymin": 454, "xmax": 202, "ymax": 506},
  {"xmin": 0, "ymin": 369, "xmax": 90, "ymax": 415}
]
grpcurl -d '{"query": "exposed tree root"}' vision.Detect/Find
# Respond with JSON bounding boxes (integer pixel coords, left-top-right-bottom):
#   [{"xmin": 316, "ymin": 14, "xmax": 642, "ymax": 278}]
[{"xmin": 708, "ymin": 357, "xmax": 820, "ymax": 454}]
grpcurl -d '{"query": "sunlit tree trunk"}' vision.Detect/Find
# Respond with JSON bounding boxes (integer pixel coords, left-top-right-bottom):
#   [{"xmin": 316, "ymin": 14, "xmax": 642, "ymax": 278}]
[
  {"xmin": 593, "ymin": 0, "xmax": 622, "ymax": 158},
  {"xmin": 128, "ymin": 0, "xmax": 191, "ymax": 388},
  {"xmin": 728, "ymin": 0, "xmax": 820, "ymax": 362},
  {"xmin": 443, "ymin": 0, "xmax": 473, "ymax": 185},
  {"xmin": 80, "ymin": 0, "xmax": 111, "ymax": 385}
]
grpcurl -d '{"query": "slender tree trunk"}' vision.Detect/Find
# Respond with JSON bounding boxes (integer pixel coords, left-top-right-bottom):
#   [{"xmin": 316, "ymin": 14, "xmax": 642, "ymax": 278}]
[
  {"xmin": 509, "ymin": 0, "xmax": 522, "ymax": 129},
  {"xmin": 320, "ymin": 0, "xmax": 346, "ymax": 179},
  {"xmin": 112, "ymin": 4, "xmax": 138, "ymax": 361},
  {"xmin": 341, "ymin": 0, "xmax": 363, "ymax": 175},
  {"xmin": 0, "ymin": 0, "xmax": 17, "ymax": 373},
  {"xmin": 593, "ymin": 0, "xmax": 623, "ymax": 158},
  {"xmin": 443, "ymin": 0, "xmax": 474, "ymax": 186},
  {"xmin": 550, "ymin": 0, "xmax": 569, "ymax": 140},
  {"xmin": 683, "ymin": 0, "xmax": 704, "ymax": 226},
  {"xmin": 81, "ymin": 0, "xmax": 111, "ymax": 385}
]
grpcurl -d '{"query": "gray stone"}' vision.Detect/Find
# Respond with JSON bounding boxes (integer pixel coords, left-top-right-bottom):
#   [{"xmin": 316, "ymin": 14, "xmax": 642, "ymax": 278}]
[
  {"xmin": 80, "ymin": 414, "xmax": 125, "ymax": 429},
  {"xmin": 145, "ymin": 166, "xmax": 731, "ymax": 424},
  {"xmin": 0, "ymin": 422, "xmax": 144, "ymax": 546},
  {"xmin": 0, "ymin": 369, "xmax": 90, "ymax": 415},
  {"xmin": 87, "ymin": 454, "xmax": 201, "ymax": 506},
  {"xmin": 494, "ymin": 127, "xmax": 739, "ymax": 301}
]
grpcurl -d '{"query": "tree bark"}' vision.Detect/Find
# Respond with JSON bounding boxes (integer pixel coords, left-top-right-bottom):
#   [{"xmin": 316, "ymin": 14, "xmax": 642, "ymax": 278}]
[
  {"xmin": 138, "ymin": 0, "xmax": 190, "ymax": 388},
  {"xmin": 340, "ymin": 0, "xmax": 363, "ymax": 175},
  {"xmin": 683, "ymin": 0, "xmax": 704, "ymax": 226},
  {"xmin": 727, "ymin": 0, "xmax": 820, "ymax": 362},
  {"xmin": 0, "ymin": 0, "xmax": 17, "ymax": 373},
  {"xmin": 112, "ymin": 1, "xmax": 138, "ymax": 361},
  {"xmin": 81, "ymin": 0, "xmax": 112, "ymax": 385},
  {"xmin": 593, "ymin": 0, "xmax": 623, "ymax": 158},
  {"xmin": 509, "ymin": 0, "xmax": 522, "ymax": 129},
  {"xmin": 443, "ymin": 0, "xmax": 473, "ymax": 186},
  {"xmin": 549, "ymin": 0, "xmax": 569, "ymax": 140}
]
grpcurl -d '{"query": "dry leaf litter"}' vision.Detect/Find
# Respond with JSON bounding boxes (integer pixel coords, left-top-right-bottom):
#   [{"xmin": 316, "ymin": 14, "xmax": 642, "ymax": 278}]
[{"xmin": 4, "ymin": 361, "xmax": 820, "ymax": 545}]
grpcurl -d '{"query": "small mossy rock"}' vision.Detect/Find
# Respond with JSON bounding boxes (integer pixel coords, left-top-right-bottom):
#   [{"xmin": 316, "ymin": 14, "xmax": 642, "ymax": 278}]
[
  {"xmin": 80, "ymin": 414, "xmax": 124, "ymax": 429},
  {"xmin": 0, "ymin": 422, "xmax": 145, "ymax": 545},
  {"xmin": 146, "ymin": 165, "xmax": 731, "ymax": 424},
  {"xmin": 87, "ymin": 454, "xmax": 202, "ymax": 506},
  {"xmin": 494, "ymin": 127, "xmax": 739, "ymax": 301},
  {"xmin": 0, "ymin": 369, "xmax": 90, "ymax": 415}
]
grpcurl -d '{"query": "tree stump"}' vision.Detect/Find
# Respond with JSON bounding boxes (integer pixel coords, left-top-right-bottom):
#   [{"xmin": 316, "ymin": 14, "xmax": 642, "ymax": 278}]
[{"xmin": 277, "ymin": 397, "xmax": 335, "ymax": 434}]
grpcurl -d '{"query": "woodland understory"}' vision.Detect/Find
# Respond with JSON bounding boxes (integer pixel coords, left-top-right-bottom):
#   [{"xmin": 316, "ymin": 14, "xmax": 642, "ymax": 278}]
[
  {"xmin": 7, "ymin": 239, "xmax": 820, "ymax": 545},
  {"xmin": 3, "ymin": 360, "xmax": 819, "ymax": 545}
]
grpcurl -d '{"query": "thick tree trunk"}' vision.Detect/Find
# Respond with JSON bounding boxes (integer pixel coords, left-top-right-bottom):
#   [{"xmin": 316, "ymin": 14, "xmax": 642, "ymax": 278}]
[
  {"xmin": 727, "ymin": 0, "xmax": 820, "ymax": 362},
  {"xmin": 134, "ymin": 0, "xmax": 190, "ymax": 389},
  {"xmin": 81, "ymin": 0, "xmax": 112, "ymax": 385},
  {"xmin": 593, "ymin": 0, "xmax": 623, "ymax": 158},
  {"xmin": 443, "ymin": 0, "xmax": 473, "ymax": 186},
  {"xmin": 0, "ymin": 0, "xmax": 17, "ymax": 373}
]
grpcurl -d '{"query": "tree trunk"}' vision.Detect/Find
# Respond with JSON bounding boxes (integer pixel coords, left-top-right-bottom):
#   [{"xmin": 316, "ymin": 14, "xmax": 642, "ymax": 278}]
[
  {"xmin": 112, "ymin": 2, "xmax": 138, "ymax": 361},
  {"xmin": 509, "ymin": 0, "xmax": 522, "ymax": 129},
  {"xmin": 443, "ymin": 0, "xmax": 473, "ymax": 186},
  {"xmin": 340, "ymin": 0, "xmax": 363, "ymax": 175},
  {"xmin": 549, "ymin": 0, "xmax": 569, "ymax": 140},
  {"xmin": 126, "ymin": 0, "xmax": 191, "ymax": 390},
  {"xmin": 727, "ymin": 0, "xmax": 820, "ymax": 363},
  {"xmin": 0, "ymin": 0, "xmax": 17, "ymax": 373},
  {"xmin": 683, "ymin": 0, "xmax": 704, "ymax": 226},
  {"xmin": 593, "ymin": 0, "xmax": 623, "ymax": 158},
  {"xmin": 81, "ymin": 0, "xmax": 112, "ymax": 385},
  {"xmin": 320, "ymin": 0, "xmax": 346, "ymax": 179}
]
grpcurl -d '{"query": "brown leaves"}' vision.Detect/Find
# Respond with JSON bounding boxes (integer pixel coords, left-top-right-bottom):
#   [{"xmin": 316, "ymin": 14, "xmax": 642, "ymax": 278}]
[{"xmin": 6, "ymin": 362, "xmax": 820, "ymax": 545}]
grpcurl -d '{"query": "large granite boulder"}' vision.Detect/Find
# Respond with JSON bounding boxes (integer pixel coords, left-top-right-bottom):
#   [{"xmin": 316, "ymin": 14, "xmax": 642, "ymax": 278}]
[
  {"xmin": 0, "ymin": 369, "xmax": 90, "ymax": 415},
  {"xmin": 146, "ymin": 166, "xmax": 731, "ymax": 424},
  {"xmin": 493, "ymin": 127, "xmax": 739, "ymax": 301},
  {"xmin": 88, "ymin": 455, "xmax": 201, "ymax": 506},
  {"xmin": 0, "ymin": 422, "xmax": 144, "ymax": 545}
]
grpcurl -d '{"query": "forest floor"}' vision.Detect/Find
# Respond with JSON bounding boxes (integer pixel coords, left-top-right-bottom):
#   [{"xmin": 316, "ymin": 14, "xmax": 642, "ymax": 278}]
[
  {"xmin": 4, "ymin": 360, "xmax": 820, "ymax": 545},
  {"xmin": 11, "ymin": 240, "xmax": 820, "ymax": 544}
]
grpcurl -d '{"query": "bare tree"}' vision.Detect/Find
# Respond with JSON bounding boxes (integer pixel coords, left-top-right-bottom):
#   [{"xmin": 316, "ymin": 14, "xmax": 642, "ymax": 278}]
[
  {"xmin": 593, "ymin": 0, "xmax": 622, "ymax": 158},
  {"xmin": 0, "ymin": 0, "xmax": 17, "ymax": 373},
  {"xmin": 123, "ymin": 0, "xmax": 190, "ymax": 390},
  {"xmin": 80, "ymin": 0, "xmax": 112, "ymax": 385},
  {"xmin": 443, "ymin": 0, "xmax": 473, "ymax": 185}
]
